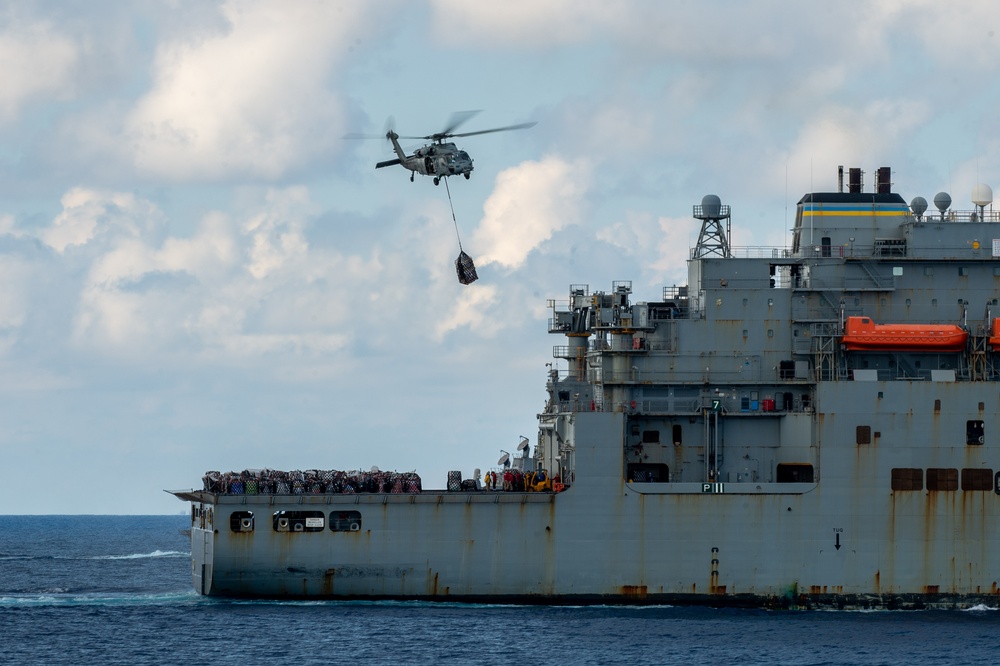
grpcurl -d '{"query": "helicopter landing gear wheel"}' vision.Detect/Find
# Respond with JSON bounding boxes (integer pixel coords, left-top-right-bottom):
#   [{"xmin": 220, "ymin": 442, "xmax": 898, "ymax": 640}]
[
  {"xmin": 464, "ymin": 173, "xmax": 470, "ymax": 180},
  {"xmin": 433, "ymin": 177, "xmax": 440, "ymax": 186},
  {"xmin": 410, "ymin": 172, "xmax": 414, "ymax": 182}
]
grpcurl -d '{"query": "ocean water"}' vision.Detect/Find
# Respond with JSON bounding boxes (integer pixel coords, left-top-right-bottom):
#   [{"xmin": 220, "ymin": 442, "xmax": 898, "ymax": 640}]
[{"xmin": 1, "ymin": 515, "xmax": 998, "ymax": 666}]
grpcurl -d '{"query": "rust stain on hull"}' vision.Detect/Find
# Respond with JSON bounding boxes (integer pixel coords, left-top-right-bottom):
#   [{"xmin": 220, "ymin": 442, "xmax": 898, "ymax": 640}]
[{"xmin": 621, "ymin": 585, "xmax": 648, "ymax": 600}]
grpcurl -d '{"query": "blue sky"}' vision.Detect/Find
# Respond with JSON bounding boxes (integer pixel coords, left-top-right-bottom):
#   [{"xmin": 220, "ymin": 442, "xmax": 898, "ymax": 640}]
[{"xmin": 3, "ymin": 0, "xmax": 1000, "ymax": 513}]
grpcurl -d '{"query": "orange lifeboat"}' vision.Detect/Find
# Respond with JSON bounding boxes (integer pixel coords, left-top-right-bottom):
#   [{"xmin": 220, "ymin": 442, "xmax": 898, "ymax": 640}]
[
  {"xmin": 842, "ymin": 316, "xmax": 967, "ymax": 351},
  {"xmin": 989, "ymin": 318, "xmax": 1000, "ymax": 350}
]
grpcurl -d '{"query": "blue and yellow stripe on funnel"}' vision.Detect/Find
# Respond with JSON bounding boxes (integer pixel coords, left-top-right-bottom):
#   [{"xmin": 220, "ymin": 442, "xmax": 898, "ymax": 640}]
[{"xmin": 800, "ymin": 203, "xmax": 910, "ymax": 217}]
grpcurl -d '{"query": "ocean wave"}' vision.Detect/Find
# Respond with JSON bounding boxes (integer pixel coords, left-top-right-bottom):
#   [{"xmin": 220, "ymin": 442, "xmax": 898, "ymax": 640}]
[
  {"xmin": 89, "ymin": 550, "xmax": 189, "ymax": 560},
  {"xmin": 962, "ymin": 604, "xmax": 998, "ymax": 612},
  {"xmin": 0, "ymin": 551, "xmax": 189, "ymax": 562},
  {"xmin": 0, "ymin": 590, "xmax": 201, "ymax": 607}
]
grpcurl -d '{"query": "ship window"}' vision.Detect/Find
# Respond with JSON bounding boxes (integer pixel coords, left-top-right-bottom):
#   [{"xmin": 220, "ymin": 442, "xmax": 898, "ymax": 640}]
[
  {"xmin": 994, "ymin": 268, "xmax": 1000, "ymax": 277},
  {"xmin": 891, "ymin": 468, "xmax": 923, "ymax": 491},
  {"xmin": 743, "ymin": 329, "xmax": 748, "ymax": 337},
  {"xmin": 768, "ymin": 329, "xmax": 774, "ymax": 338},
  {"xmin": 926, "ymin": 468, "xmax": 958, "ymax": 491},
  {"xmin": 743, "ymin": 298, "xmax": 748, "ymax": 306},
  {"xmin": 329, "ymin": 510, "xmax": 363, "ymax": 532},
  {"xmin": 821, "ymin": 237, "xmax": 831, "ymax": 257},
  {"xmin": 672, "ymin": 425, "xmax": 682, "ymax": 445},
  {"xmin": 961, "ymin": 468, "xmax": 993, "ymax": 491},
  {"xmin": 273, "ymin": 510, "xmax": 325, "ymax": 532},
  {"xmin": 925, "ymin": 267, "xmax": 934, "ymax": 276},
  {"xmin": 230, "ymin": 511, "xmax": 254, "ymax": 533},
  {"xmin": 959, "ymin": 267, "xmax": 968, "ymax": 276},
  {"xmin": 627, "ymin": 463, "xmax": 669, "ymax": 482},
  {"xmin": 967, "ymin": 420, "xmax": 985, "ymax": 445},
  {"xmin": 905, "ymin": 299, "xmax": 911, "ymax": 307},
  {"xmin": 854, "ymin": 298, "xmax": 860, "ymax": 306},
  {"xmin": 776, "ymin": 463, "xmax": 814, "ymax": 483},
  {"xmin": 642, "ymin": 430, "xmax": 660, "ymax": 443},
  {"xmin": 856, "ymin": 426, "xmax": 871, "ymax": 445},
  {"xmin": 932, "ymin": 299, "xmax": 937, "ymax": 306}
]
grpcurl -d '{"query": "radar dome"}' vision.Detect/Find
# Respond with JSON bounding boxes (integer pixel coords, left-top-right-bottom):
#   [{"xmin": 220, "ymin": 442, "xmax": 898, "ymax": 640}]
[
  {"xmin": 701, "ymin": 194, "xmax": 722, "ymax": 218},
  {"xmin": 972, "ymin": 184, "xmax": 993, "ymax": 207},
  {"xmin": 933, "ymin": 191, "xmax": 952, "ymax": 213},
  {"xmin": 910, "ymin": 196, "xmax": 927, "ymax": 217}
]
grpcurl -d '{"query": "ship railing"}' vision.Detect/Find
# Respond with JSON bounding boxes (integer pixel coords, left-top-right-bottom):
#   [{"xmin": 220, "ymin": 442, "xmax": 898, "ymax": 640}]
[
  {"xmin": 586, "ymin": 396, "xmax": 813, "ymax": 414},
  {"xmin": 602, "ymin": 367, "xmax": 782, "ymax": 385},
  {"xmin": 661, "ymin": 285, "xmax": 688, "ymax": 300},
  {"xmin": 728, "ymin": 246, "xmax": 793, "ymax": 259},
  {"xmin": 552, "ymin": 345, "xmax": 590, "ymax": 360},
  {"xmin": 842, "ymin": 368, "xmax": 970, "ymax": 382},
  {"xmin": 548, "ymin": 318, "xmax": 573, "ymax": 333},
  {"xmin": 798, "ymin": 275, "xmax": 896, "ymax": 291},
  {"xmin": 918, "ymin": 209, "xmax": 1000, "ymax": 224}
]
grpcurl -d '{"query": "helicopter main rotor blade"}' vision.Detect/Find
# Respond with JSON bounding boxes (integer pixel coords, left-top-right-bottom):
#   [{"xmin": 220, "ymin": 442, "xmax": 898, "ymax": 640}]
[
  {"xmin": 450, "ymin": 121, "xmax": 538, "ymax": 138},
  {"xmin": 375, "ymin": 158, "xmax": 402, "ymax": 169},
  {"xmin": 440, "ymin": 110, "xmax": 482, "ymax": 137}
]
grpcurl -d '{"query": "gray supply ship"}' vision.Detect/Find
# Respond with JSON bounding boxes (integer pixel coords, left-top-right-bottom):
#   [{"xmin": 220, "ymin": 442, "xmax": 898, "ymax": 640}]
[{"xmin": 172, "ymin": 166, "xmax": 1000, "ymax": 608}]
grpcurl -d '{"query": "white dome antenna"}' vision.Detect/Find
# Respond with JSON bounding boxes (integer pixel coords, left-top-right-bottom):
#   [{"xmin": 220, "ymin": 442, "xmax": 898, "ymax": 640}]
[{"xmin": 972, "ymin": 184, "xmax": 993, "ymax": 221}]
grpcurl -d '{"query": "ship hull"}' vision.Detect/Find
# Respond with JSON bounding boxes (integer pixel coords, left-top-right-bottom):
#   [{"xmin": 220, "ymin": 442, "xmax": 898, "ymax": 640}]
[{"xmin": 178, "ymin": 406, "xmax": 1000, "ymax": 609}]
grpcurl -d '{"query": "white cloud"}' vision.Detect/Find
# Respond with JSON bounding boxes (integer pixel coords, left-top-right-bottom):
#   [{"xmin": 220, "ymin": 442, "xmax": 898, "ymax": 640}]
[
  {"xmin": 432, "ymin": 282, "xmax": 500, "ymax": 339},
  {"xmin": 473, "ymin": 156, "xmax": 593, "ymax": 269},
  {"xmin": 429, "ymin": 0, "xmax": 622, "ymax": 47},
  {"xmin": 779, "ymin": 100, "xmax": 930, "ymax": 197},
  {"xmin": 0, "ymin": 18, "xmax": 78, "ymax": 122},
  {"xmin": 0, "ymin": 257, "xmax": 30, "ymax": 330},
  {"xmin": 125, "ymin": 0, "xmax": 371, "ymax": 180},
  {"xmin": 243, "ymin": 186, "xmax": 312, "ymax": 279},
  {"xmin": 41, "ymin": 187, "xmax": 164, "ymax": 254}
]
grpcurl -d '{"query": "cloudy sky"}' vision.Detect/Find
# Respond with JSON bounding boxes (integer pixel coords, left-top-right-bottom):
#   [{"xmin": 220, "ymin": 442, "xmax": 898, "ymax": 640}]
[{"xmin": 3, "ymin": 1, "xmax": 1000, "ymax": 514}]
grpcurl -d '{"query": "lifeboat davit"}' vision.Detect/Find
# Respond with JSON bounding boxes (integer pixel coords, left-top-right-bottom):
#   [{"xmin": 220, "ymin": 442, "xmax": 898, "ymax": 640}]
[{"xmin": 842, "ymin": 316, "xmax": 967, "ymax": 351}]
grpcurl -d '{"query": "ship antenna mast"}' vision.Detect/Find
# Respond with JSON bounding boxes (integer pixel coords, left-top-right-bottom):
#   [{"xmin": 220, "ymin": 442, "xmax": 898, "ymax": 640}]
[{"xmin": 692, "ymin": 194, "xmax": 731, "ymax": 259}]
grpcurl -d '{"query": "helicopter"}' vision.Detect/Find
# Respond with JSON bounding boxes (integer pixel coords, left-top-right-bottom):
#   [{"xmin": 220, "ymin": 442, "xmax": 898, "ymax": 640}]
[{"xmin": 348, "ymin": 111, "xmax": 536, "ymax": 185}]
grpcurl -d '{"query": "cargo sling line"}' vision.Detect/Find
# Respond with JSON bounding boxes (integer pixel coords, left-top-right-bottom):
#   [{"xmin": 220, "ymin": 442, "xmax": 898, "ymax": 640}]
[{"xmin": 445, "ymin": 176, "xmax": 478, "ymax": 285}]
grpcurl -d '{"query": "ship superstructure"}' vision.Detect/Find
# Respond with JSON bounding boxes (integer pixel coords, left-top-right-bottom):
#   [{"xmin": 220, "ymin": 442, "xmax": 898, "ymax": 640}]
[{"xmin": 173, "ymin": 167, "xmax": 1000, "ymax": 607}]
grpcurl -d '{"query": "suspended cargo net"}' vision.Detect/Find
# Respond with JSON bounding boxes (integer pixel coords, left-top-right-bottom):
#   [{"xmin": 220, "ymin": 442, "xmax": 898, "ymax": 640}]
[
  {"xmin": 455, "ymin": 250, "xmax": 478, "ymax": 285},
  {"xmin": 445, "ymin": 176, "xmax": 478, "ymax": 285}
]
